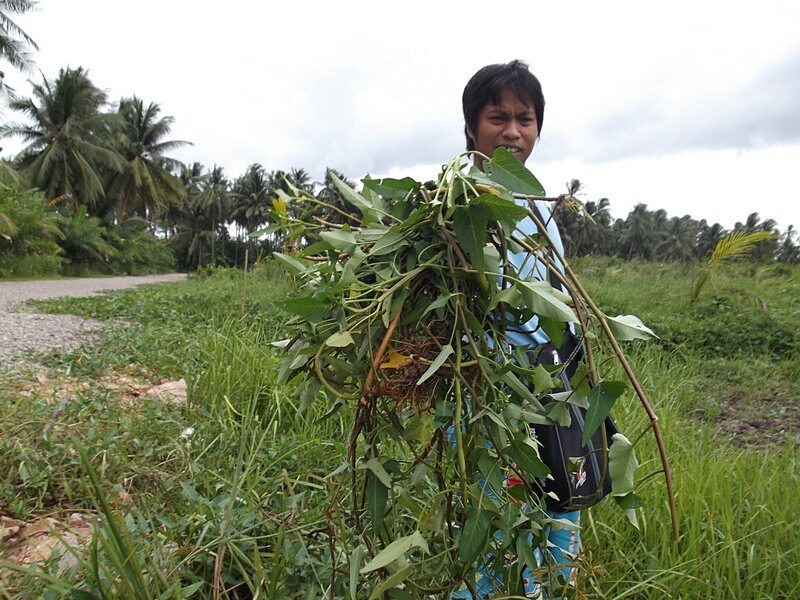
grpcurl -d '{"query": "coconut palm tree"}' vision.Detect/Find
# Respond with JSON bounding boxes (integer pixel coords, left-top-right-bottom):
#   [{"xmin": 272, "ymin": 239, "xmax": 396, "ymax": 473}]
[
  {"xmin": 656, "ymin": 215, "xmax": 698, "ymax": 261},
  {"xmin": 735, "ymin": 212, "xmax": 778, "ymax": 261},
  {"xmin": 108, "ymin": 96, "xmax": 189, "ymax": 221},
  {"xmin": 619, "ymin": 204, "xmax": 653, "ymax": 260},
  {"xmin": 0, "ymin": 0, "xmax": 38, "ymax": 104},
  {"xmin": 196, "ymin": 165, "xmax": 229, "ymax": 265},
  {"xmin": 696, "ymin": 220, "xmax": 727, "ymax": 259},
  {"xmin": 776, "ymin": 225, "xmax": 799, "ymax": 264},
  {"xmin": 0, "ymin": 67, "xmax": 123, "ymax": 210},
  {"xmin": 231, "ymin": 163, "xmax": 271, "ymax": 236}
]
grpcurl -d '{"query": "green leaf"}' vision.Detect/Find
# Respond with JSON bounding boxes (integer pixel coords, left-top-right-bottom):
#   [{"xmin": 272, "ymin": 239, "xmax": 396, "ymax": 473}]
[
  {"xmin": 368, "ymin": 565, "xmax": 413, "ymax": 599},
  {"xmin": 470, "ymin": 407, "xmax": 510, "ymax": 432},
  {"xmin": 503, "ymin": 440, "xmax": 550, "ymax": 479},
  {"xmin": 360, "ymin": 531, "xmax": 429, "ymax": 573},
  {"xmin": 325, "ymin": 330, "xmax": 354, "ymax": 348},
  {"xmin": 458, "ymin": 509, "xmax": 491, "ymax": 563},
  {"xmin": 474, "ymin": 193, "xmax": 528, "ymax": 223},
  {"xmin": 581, "ymin": 381, "xmax": 626, "ymax": 446},
  {"xmin": 500, "ymin": 371, "xmax": 542, "ymax": 409},
  {"xmin": 331, "ymin": 172, "xmax": 374, "ymax": 214},
  {"xmin": 349, "ymin": 545, "xmax": 365, "ymax": 600},
  {"xmin": 272, "ymin": 252, "xmax": 307, "ymax": 275},
  {"xmin": 320, "ymin": 230, "xmax": 357, "ymax": 253},
  {"xmin": 362, "ymin": 175, "xmax": 420, "ymax": 200},
  {"xmin": 278, "ymin": 296, "xmax": 328, "ymax": 320},
  {"xmin": 538, "ymin": 316, "xmax": 565, "ymax": 348},
  {"xmin": 366, "ymin": 471, "xmax": 389, "ymax": 537},
  {"xmin": 605, "ymin": 314, "xmax": 658, "ymax": 341},
  {"xmin": 518, "ymin": 280, "xmax": 578, "ymax": 323},
  {"xmin": 503, "ymin": 403, "xmax": 551, "ymax": 426},
  {"xmin": 516, "ymin": 530, "xmax": 540, "ymax": 575},
  {"xmin": 532, "ymin": 364, "xmax": 556, "ymax": 395},
  {"xmin": 370, "ymin": 228, "xmax": 408, "ymax": 256},
  {"xmin": 365, "ymin": 457, "xmax": 393, "ymax": 488},
  {"xmin": 609, "ymin": 433, "xmax": 639, "ymax": 496},
  {"xmin": 615, "ymin": 493, "xmax": 643, "ymax": 529},
  {"xmin": 416, "ymin": 344, "xmax": 453, "ymax": 385},
  {"xmin": 484, "ymin": 147, "xmax": 546, "ymax": 196},
  {"xmin": 488, "ymin": 284, "xmax": 522, "ymax": 310},
  {"xmin": 544, "ymin": 400, "xmax": 571, "ymax": 426},
  {"xmin": 419, "ymin": 293, "xmax": 456, "ymax": 321},
  {"xmin": 453, "ymin": 204, "xmax": 488, "ymax": 273}
]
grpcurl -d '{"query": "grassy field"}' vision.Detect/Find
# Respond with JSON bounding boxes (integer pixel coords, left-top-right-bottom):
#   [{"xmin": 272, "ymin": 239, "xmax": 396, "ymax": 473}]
[{"xmin": 1, "ymin": 258, "xmax": 798, "ymax": 599}]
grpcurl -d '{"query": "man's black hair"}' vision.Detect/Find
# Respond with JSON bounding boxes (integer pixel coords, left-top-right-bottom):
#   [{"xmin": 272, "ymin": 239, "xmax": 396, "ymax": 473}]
[{"xmin": 462, "ymin": 59, "xmax": 545, "ymax": 151}]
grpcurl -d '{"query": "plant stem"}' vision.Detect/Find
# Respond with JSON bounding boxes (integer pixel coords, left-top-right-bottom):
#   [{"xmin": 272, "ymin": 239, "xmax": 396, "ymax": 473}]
[{"xmin": 523, "ymin": 210, "xmax": 681, "ymax": 543}]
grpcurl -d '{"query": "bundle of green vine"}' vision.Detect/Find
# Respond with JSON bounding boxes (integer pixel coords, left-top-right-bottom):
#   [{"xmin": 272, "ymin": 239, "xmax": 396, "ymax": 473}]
[{"xmin": 272, "ymin": 149, "xmax": 677, "ymax": 597}]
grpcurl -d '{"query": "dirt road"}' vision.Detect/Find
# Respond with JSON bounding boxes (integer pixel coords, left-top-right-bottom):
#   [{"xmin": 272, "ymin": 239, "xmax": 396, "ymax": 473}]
[{"xmin": 0, "ymin": 274, "xmax": 187, "ymax": 368}]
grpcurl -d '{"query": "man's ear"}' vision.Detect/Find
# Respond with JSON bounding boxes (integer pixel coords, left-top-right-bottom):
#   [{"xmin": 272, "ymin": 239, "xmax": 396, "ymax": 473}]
[{"xmin": 465, "ymin": 125, "xmax": 476, "ymax": 147}]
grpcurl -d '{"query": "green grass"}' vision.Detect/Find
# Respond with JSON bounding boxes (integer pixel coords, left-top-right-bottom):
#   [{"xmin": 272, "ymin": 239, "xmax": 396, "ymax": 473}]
[{"xmin": 1, "ymin": 259, "xmax": 798, "ymax": 598}]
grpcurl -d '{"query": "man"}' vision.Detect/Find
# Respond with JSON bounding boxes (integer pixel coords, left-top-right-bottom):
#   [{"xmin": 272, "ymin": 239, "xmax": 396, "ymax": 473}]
[{"xmin": 451, "ymin": 59, "xmax": 580, "ymax": 600}]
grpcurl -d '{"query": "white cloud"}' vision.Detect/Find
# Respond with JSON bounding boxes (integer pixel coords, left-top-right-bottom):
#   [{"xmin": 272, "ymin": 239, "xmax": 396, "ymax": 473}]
[{"xmin": 2, "ymin": 0, "xmax": 798, "ymax": 228}]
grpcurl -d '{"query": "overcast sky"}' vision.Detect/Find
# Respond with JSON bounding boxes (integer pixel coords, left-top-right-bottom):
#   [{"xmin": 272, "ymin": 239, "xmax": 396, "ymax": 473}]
[{"xmin": 4, "ymin": 0, "xmax": 799, "ymax": 229}]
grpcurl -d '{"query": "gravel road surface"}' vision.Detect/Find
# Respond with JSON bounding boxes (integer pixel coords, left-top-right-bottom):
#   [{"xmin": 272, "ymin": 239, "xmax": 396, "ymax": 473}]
[{"xmin": 0, "ymin": 274, "xmax": 186, "ymax": 368}]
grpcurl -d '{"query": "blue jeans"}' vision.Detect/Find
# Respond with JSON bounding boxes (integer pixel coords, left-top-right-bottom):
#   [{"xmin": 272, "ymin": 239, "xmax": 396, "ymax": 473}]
[
  {"xmin": 449, "ymin": 509, "xmax": 580, "ymax": 599},
  {"xmin": 445, "ymin": 425, "xmax": 580, "ymax": 598}
]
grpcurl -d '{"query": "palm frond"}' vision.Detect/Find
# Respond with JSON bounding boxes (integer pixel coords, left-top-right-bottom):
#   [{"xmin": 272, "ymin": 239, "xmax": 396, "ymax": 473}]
[{"xmin": 709, "ymin": 230, "xmax": 776, "ymax": 266}]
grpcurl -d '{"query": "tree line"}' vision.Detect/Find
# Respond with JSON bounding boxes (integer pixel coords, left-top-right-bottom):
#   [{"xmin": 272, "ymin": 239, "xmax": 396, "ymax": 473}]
[
  {"xmin": 2, "ymin": 66, "xmax": 797, "ymax": 278},
  {"xmin": 552, "ymin": 181, "xmax": 798, "ymax": 264},
  {"xmin": 0, "ymin": 64, "xmax": 362, "ymax": 275}
]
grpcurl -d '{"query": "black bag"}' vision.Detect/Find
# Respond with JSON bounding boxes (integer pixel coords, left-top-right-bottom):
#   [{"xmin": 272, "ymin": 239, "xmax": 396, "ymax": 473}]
[
  {"xmin": 528, "ymin": 332, "xmax": 617, "ymax": 512},
  {"xmin": 520, "ymin": 203, "xmax": 616, "ymax": 512}
]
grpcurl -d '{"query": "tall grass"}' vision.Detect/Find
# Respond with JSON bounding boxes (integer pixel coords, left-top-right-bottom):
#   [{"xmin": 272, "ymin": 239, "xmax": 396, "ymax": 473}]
[
  {"xmin": 581, "ymin": 346, "xmax": 799, "ymax": 599},
  {"xmin": 2, "ymin": 260, "xmax": 798, "ymax": 598}
]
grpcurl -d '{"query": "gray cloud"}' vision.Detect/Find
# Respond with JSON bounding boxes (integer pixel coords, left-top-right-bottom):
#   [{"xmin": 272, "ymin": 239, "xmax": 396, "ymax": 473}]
[
  {"xmin": 573, "ymin": 47, "xmax": 800, "ymax": 162},
  {"xmin": 583, "ymin": 48, "xmax": 800, "ymax": 162}
]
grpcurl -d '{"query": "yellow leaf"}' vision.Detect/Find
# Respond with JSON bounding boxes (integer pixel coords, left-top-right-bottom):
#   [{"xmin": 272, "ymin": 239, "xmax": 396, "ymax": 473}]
[
  {"xmin": 273, "ymin": 196, "xmax": 287, "ymax": 216},
  {"xmin": 380, "ymin": 349, "xmax": 412, "ymax": 369},
  {"xmin": 475, "ymin": 183, "xmax": 502, "ymax": 197}
]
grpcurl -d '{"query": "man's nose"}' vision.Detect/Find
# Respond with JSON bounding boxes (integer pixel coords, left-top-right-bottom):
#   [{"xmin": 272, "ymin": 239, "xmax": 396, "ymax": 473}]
[{"xmin": 503, "ymin": 119, "xmax": 521, "ymax": 139}]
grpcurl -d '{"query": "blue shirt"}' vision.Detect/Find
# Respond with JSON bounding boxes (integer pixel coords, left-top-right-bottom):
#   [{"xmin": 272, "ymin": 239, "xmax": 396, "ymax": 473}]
[{"xmin": 502, "ymin": 198, "xmax": 568, "ymax": 349}]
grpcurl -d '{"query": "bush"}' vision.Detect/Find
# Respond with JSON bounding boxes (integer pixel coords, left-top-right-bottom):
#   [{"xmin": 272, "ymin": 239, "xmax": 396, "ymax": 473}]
[
  {"xmin": 650, "ymin": 292, "xmax": 798, "ymax": 358},
  {"xmin": 0, "ymin": 183, "xmax": 64, "ymax": 277}
]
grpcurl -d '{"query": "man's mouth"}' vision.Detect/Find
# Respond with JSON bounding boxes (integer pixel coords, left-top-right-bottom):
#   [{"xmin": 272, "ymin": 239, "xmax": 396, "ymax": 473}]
[{"xmin": 498, "ymin": 145, "xmax": 521, "ymax": 154}]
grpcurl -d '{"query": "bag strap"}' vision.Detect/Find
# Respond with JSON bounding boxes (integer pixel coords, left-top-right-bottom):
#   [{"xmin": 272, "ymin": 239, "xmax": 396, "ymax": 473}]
[{"xmin": 529, "ymin": 201, "xmax": 583, "ymax": 378}]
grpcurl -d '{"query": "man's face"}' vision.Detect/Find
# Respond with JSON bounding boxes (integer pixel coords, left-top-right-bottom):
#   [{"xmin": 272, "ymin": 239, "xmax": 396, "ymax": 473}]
[{"xmin": 467, "ymin": 88, "xmax": 539, "ymax": 169}]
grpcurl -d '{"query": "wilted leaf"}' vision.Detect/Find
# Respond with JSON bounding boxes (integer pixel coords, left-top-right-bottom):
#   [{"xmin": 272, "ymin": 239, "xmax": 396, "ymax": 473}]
[
  {"xmin": 606, "ymin": 314, "xmax": 658, "ymax": 341},
  {"xmin": 325, "ymin": 330, "xmax": 354, "ymax": 348},
  {"xmin": 380, "ymin": 349, "xmax": 413, "ymax": 369},
  {"xmin": 609, "ymin": 433, "xmax": 639, "ymax": 496},
  {"xmin": 272, "ymin": 196, "xmax": 287, "ymax": 216}
]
